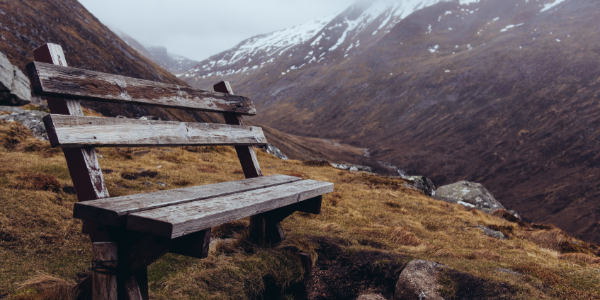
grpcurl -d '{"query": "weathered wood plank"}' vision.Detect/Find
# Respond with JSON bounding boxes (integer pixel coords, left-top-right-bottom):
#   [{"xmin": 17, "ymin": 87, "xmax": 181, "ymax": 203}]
[
  {"xmin": 127, "ymin": 180, "xmax": 334, "ymax": 239},
  {"xmin": 92, "ymin": 242, "xmax": 118, "ymax": 300},
  {"xmin": 73, "ymin": 175, "xmax": 302, "ymax": 226},
  {"xmin": 27, "ymin": 61, "xmax": 257, "ymax": 115},
  {"xmin": 44, "ymin": 114, "xmax": 267, "ymax": 148}
]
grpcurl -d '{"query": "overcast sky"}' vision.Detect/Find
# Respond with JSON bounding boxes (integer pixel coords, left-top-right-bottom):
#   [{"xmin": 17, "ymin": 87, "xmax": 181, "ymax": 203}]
[{"xmin": 78, "ymin": 0, "xmax": 355, "ymax": 62}]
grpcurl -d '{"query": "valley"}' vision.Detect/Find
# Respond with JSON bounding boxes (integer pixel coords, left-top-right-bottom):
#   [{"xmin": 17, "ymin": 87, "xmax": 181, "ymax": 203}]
[{"xmin": 181, "ymin": 0, "xmax": 600, "ymax": 244}]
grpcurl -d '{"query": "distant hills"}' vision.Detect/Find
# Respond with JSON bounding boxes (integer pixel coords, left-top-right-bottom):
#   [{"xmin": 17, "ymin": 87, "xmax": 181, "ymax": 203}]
[
  {"xmin": 181, "ymin": 0, "xmax": 600, "ymax": 244},
  {"xmin": 116, "ymin": 31, "xmax": 199, "ymax": 75}
]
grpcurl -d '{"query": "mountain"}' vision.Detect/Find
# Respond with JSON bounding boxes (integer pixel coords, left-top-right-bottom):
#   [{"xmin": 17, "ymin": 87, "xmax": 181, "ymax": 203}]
[
  {"xmin": 182, "ymin": 0, "xmax": 600, "ymax": 244},
  {"xmin": 0, "ymin": 0, "xmax": 219, "ymax": 122},
  {"xmin": 117, "ymin": 31, "xmax": 199, "ymax": 75}
]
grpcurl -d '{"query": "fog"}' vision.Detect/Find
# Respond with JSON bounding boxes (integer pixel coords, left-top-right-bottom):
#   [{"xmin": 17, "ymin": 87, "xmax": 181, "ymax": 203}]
[{"xmin": 79, "ymin": 0, "xmax": 355, "ymax": 61}]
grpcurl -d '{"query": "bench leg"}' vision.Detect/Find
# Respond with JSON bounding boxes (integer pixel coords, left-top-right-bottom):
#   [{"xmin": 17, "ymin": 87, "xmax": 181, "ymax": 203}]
[
  {"xmin": 92, "ymin": 242, "xmax": 118, "ymax": 300},
  {"xmin": 249, "ymin": 215, "xmax": 285, "ymax": 245},
  {"xmin": 249, "ymin": 196, "xmax": 323, "ymax": 245}
]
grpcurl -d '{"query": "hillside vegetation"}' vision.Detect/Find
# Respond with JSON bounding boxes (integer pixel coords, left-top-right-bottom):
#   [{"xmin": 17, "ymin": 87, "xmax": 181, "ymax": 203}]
[{"xmin": 1, "ymin": 109, "xmax": 599, "ymax": 299}]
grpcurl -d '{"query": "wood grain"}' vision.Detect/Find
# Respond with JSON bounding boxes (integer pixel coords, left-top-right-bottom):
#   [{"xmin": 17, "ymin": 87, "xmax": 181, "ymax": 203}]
[
  {"xmin": 215, "ymin": 82, "xmax": 263, "ymax": 178},
  {"xmin": 127, "ymin": 180, "xmax": 334, "ymax": 238},
  {"xmin": 28, "ymin": 61, "xmax": 257, "ymax": 115},
  {"xmin": 33, "ymin": 44, "xmax": 111, "ymax": 244},
  {"xmin": 92, "ymin": 242, "xmax": 118, "ymax": 300},
  {"xmin": 44, "ymin": 114, "xmax": 267, "ymax": 148},
  {"xmin": 73, "ymin": 175, "xmax": 302, "ymax": 226}
]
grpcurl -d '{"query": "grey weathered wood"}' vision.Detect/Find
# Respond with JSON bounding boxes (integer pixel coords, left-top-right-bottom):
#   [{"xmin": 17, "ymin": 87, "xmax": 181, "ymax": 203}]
[
  {"xmin": 215, "ymin": 82, "xmax": 263, "ymax": 179},
  {"xmin": 73, "ymin": 175, "xmax": 302, "ymax": 226},
  {"xmin": 27, "ymin": 61, "xmax": 257, "ymax": 115},
  {"xmin": 33, "ymin": 44, "xmax": 111, "ymax": 244},
  {"xmin": 215, "ymin": 81, "xmax": 275, "ymax": 244},
  {"xmin": 92, "ymin": 242, "xmax": 118, "ymax": 300},
  {"xmin": 44, "ymin": 114, "xmax": 267, "ymax": 148},
  {"xmin": 127, "ymin": 180, "xmax": 334, "ymax": 238}
]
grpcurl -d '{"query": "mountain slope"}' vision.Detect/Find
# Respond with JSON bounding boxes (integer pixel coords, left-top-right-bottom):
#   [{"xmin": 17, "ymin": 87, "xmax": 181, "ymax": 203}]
[{"xmin": 183, "ymin": 0, "xmax": 600, "ymax": 244}]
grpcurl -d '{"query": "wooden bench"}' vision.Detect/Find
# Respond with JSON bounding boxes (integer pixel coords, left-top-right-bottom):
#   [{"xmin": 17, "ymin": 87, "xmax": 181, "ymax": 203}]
[{"xmin": 27, "ymin": 43, "xmax": 333, "ymax": 300}]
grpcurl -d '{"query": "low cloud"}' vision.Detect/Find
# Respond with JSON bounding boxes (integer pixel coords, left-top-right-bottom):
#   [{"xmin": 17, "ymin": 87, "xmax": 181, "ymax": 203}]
[{"xmin": 79, "ymin": 0, "xmax": 354, "ymax": 61}]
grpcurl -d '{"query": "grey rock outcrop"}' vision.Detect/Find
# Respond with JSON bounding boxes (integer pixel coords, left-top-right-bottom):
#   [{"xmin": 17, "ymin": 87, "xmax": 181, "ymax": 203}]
[
  {"xmin": 0, "ymin": 106, "xmax": 48, "ymax": 140},
  {"xmin": 0, "ymin": 52, "xmax": 31, "ymax": 106},
  {"xmin": 395, "ymin": 259, "xmax": 448, "ymax": 300},
  {"xmin": 258, "ymin": 143, "xmax": 288, "ymax": 160},
  {"xmin": 477, "ymin": 225, "xmax": 506, "ymax": 240},
  {"xmin": 434, "ymin": 181, "xmax": 505, "ymax": 213},
  {"xmin": 403, "ymin": 176, "xmax": 436, "ymax": 196}
]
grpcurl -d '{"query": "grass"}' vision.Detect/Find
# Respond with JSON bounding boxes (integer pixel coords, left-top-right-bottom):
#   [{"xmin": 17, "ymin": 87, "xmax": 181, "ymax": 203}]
[{"xmin": 0, "ymin": 119, "xmax": 599, "ymax": 299}]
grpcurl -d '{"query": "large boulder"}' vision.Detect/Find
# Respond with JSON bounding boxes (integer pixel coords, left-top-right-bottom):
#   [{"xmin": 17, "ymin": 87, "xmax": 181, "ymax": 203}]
[
  {"xmin": 434, "ymin": 181, "xmax": 505, "ymax": 213},
  {"xmin": 403, "ymin": 176, "xmax": 436, "ymax": 196},
  {"xmin": 395, "ymin": 259, "xmax": 448, "ymax": 300},
  {"xmin": 0, "ymin": 52, "xmax": 31, "ymax": 106}
]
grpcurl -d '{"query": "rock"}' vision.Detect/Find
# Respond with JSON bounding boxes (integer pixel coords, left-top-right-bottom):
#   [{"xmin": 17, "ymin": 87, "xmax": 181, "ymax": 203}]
[
  {"xmin": 331, "ymin": 162, "xmax": 373, "ymax": 173},
  {"xmin": 477, "ymin": 225, "xmax": 506, "ymax": 240},
  {"xmin": 395, "ymin": 259, "xmax": 448, "ymax": 300},
  {"xmin": 258, "ymin": 143, "xmax": 288, "ymax": 160},
  {"xmin": 0, "ymin": 106, "xmax": 49, "ymax": 140},
  {"xmin": 434, "ymin": 181, "xmax": 505, "ymax": 213},
  {"xmin": 357, "ymin": 293, "xmax": 386, "ymax": 300},
  {"xmin": 0, "ymin": 52, "xmax": 31, "ymax": 106},
  {"xmin": 156, "ymin": 181, "xmax": 167, "ymax": 187},
  {"xmin": 403, "ymin": 176, "xmax": 436, "ymax": 196}
]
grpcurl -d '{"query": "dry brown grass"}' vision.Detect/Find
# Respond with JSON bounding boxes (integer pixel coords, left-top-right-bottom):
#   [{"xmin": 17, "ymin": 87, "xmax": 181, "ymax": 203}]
[
  {"xmin": 558, "ymin": 253, "xmax": 600, "ymax": 265},
  {"xmin": 1, "ymin": 120, "xmax": 599, "ymax": 299},
  {"xmin": 14, "ymin": 274, "xmax": 76, "ymax": 300}
]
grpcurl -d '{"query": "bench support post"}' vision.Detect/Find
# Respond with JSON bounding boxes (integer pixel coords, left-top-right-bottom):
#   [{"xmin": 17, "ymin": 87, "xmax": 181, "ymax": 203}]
[
  {"xmin": 92, "ymin": 242, "xmax": 118, "ymax": 300},
  {"xmin": 214, "ymin": 81, "xmax": 286, "ymax": 245}
]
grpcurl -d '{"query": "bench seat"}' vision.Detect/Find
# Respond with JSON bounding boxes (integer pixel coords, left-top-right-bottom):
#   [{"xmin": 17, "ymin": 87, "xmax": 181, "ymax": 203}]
[{"xmin": 74, "ymin": 175, "xmax": 333, "ymax": 239}]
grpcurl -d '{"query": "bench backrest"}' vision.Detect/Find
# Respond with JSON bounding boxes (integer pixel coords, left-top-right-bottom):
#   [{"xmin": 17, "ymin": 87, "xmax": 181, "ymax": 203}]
[{"xmin": 28, "ymin": 43, "xmax": 266, "ymax": 214}]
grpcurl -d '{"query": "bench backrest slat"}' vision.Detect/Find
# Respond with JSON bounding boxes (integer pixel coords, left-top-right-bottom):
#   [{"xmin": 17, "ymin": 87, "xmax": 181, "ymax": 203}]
[
  {"xmin": 27, "ymin": 61, "xmax": 257, "ymax": 115},
  {"xmin": 43, "ymin": 115, "xmax": 268, "ymax": 148}
]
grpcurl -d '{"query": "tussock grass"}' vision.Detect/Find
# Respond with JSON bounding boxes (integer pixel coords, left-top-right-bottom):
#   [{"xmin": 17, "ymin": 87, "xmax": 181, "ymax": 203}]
[{"xmin": 0, "ymin": 119, "xmax": 599, "ymax": 299}]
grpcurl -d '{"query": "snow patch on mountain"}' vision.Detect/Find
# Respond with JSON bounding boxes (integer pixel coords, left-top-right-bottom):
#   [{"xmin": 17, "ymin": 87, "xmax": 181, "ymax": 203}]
[
  {"xmin": 541, "ymin": 0, "xmax": 568, "ymax": 12},
  {"xmin": 184, "ymin": 0, "xmax": 492, "ymax": 79}
]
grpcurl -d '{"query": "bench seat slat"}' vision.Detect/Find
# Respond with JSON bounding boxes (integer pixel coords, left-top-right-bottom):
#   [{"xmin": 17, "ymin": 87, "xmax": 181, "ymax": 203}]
[
  {"xmin": 27, "ymin": 62, "xmax": 257, "ymax": 115},
  {"xmin": 44, "ymin": 115, "xmax": 267, "ymax": 148},
  {"xmin": 73, "ymin": 175, "xmax": 302, "ymax": 226},
  {"xmin": 128, "ymin": 180, "xmax": 334, "ymax": 239}
]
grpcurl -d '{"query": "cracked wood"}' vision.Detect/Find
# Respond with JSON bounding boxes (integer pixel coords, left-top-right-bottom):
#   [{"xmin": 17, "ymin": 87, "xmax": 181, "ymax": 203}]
[
  {"xmin": 27, "ymin": 61, "xmax": 257, "ymax": 115},
  {"xmin": 44, "ymin": 114, "xmax": 267, "ymax": 148},
  {"xmin": 73, "ymin": 175, "xmax": 302, "ymax": 226},
  {"xmin": 127, "ymin": 180, "xmax": 334, "ymax": 239}
]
